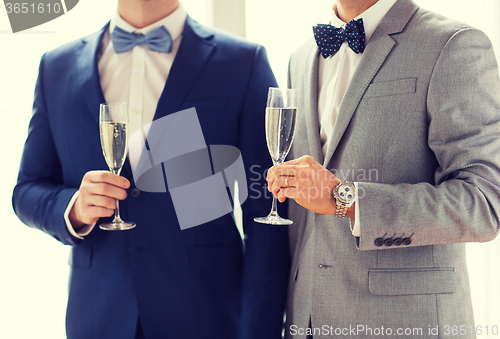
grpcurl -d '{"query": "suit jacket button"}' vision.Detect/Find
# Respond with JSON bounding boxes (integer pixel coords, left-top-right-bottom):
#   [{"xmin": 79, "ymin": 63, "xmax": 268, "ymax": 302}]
[
  {"xmin": 402, "ymin": 238, "xmax": 412, "ymax": 246},
  {"xmin": 384, "ymin": 238, "xmax": 394, "ymax": 246},
  {"xmin": 393, "ymin": 238, "xmax": 403, "ymax": 246},
  {"xmin": 131, "ymin": 188, "xmax": 141, "ymax": 198},
  {"xmin": 374, "ymin": 238, "xmax": 384, "ymax": 247}
]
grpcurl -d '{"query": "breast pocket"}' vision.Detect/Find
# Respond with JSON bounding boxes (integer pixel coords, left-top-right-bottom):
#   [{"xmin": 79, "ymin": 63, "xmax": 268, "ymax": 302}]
[{"xmin": 363, "ymin": 78, "xmax": 417, "ymax": 98}]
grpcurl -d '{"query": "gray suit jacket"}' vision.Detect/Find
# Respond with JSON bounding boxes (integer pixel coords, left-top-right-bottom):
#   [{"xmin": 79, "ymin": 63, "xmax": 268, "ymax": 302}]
[{"xmin": 286, "ymin": 0, "xmax": 500, "ymax": 338}]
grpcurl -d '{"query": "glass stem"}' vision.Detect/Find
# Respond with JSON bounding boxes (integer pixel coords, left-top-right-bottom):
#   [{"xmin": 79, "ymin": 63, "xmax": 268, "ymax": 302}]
[
  {"xmin": 269, "ymin": 159, "xmax": 280, "ymax": 218},
  {"xmin": 269, "ymin": 195, "xmax": 279, "ymax": 217},
  {"xmin": 114, "ymin": 198, "xmax": 121, "ymax": 221},
  {"xmin": 112, "ymin": 168, "xmax": 122, "ymax": 222}
]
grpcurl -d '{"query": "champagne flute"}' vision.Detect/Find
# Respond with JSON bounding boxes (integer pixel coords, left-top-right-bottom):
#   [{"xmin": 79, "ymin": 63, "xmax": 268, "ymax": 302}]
[
  {"xmin": 254, "ymin": 87, "xmax": 298, "ymax": 225},
  {"xmin": 99, "ymin": 103, "xmax": 136, "ymax": 231}
]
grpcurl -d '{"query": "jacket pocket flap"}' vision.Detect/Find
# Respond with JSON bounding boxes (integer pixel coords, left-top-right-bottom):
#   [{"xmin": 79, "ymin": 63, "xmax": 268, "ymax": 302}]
[
  {"xmin": 189, "ymin": 244, "xmax": 243, "ymax": 272},
  {"xmin": 369, "ymin": 267, "xmax": 457, "ymax": 295},
  {"xmin": 364, "ymin": 78, "xmax": 417, "ymax": 98}
]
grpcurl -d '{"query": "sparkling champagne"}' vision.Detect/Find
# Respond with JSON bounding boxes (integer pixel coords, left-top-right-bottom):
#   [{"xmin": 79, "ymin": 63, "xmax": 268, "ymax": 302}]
[
  {"xmin": 265, "ymin": 107, "xmax": 298, "ymax": 164},
  {"xmin": 100, "ymin": 122, "xmax": 128, "ymax": 174}
]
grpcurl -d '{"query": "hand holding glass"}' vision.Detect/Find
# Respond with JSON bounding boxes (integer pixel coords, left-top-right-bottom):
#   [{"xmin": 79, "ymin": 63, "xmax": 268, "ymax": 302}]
[
  {"xmin": 99, "ymin": 103, "xmax": 136, "ymax": 230},
  {"xmin": 254, "ymin": 88, "xmax": 298, "ymax": 225}
]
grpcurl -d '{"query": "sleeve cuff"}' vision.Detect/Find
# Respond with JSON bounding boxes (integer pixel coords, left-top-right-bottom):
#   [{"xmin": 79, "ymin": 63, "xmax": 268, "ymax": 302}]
[
  {"xmin": 64, "ymin": 191, "xmax": 96, "ymax": 239},
  {"xmin": 350, "ymin": 182, "xmax": 361, "ymax": 237}
]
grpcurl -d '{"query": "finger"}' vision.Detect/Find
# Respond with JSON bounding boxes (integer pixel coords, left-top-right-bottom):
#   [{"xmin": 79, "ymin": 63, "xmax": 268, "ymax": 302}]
[
  {"xmin": 278, "ymin": 189, "xmax": 287, "ymax": 203},
  {"xmin": 279, "ymin": 155, "xmax": 317, "ymax": 166},
  {"xmin": 271, "ymin": 165, "xmax": 310, "ymax": 181},
  {"xmin": 275, "ymin": 155, "xmax": 310, "ymax": 166},
  {"xmin": 268, "ymin": 155, "xmax": 320, "ymax": 178},
  {"xmin": 283, "ymin": 176, "xmax": 295, "ymax": 188},
  {"xmin": 273, "ymin": 183, "xmax": 304, "ymax": 202},
  {"xmin": 266, "ymin": 165, "xmax": 282, "ymax": 181},
  {"xmin": 86, "ymin": 171, "xmax": 130, "ymax": 189},
  {"xmin": 266, "ymin": 160, "xmax": 296, "ymax": 178},
  {"xmin": 271, "ymin": 183, "xmax": 281, "ymax": 197},
  {"xmin": 267, "ymin": 166, "xmax": 286, "ymax": 190},
  {"xmin": 86, "ymin": 205, "xmax": 115, "ymax": 219},
  {"xmin": 268, "ymin": 174, "xmax": 292, "ymax": 192},
  {"xmin": 277, "ymin": 187, "xmax": 295, "ymax": 203},
  {"xmin": 267, "ymin": 165, "xmax": 301, "ymax": 183},
  {"xmin": 71, "ymin": 197, "xmax": 115, "ymax": 225},
  {"xmin": 280, "ymin": 186, "xmax": 305, "ymax": 201},
  {"xmin": 270, "ymin": 176, "xmax": 295, "ymax": 195},
  {"xmin": 86, "ymin": 182, "xmax": 128, "ymax": 200},
  {"xmin": 84, "ymin": 194, "xmax": 119, "ymax": 210},
  {"xmin": 271, "ymin": 187, "xmax": 287, "ymax": 202},
  {"xmin": 267, "ymin": 163, "xmax": 300, "ymax": 180}
]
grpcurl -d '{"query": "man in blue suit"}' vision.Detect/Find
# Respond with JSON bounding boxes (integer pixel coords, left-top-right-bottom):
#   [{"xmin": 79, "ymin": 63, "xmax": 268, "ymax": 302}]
[{"xmin": 12, "ymin": 0, "xmax": 289, "ymax": 338}]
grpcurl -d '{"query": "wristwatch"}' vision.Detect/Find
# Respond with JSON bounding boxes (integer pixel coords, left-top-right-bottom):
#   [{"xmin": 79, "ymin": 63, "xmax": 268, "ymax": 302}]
[{"xmin": 332, "ymin": 181, "xmax": 357, "ymax": 218}]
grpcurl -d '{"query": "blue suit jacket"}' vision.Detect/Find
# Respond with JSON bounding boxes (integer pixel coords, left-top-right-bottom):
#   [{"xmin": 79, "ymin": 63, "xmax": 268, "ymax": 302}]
[{"xmin": 13, "ymin": 16, "xmax": 289, "ymax": 339}]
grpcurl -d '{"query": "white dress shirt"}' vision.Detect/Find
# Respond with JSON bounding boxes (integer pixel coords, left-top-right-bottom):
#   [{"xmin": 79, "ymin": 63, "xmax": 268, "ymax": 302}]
[
  {"xmin": 318, "ymin": 0, "xmax": 398, "ymax": 236},
  {"xmin": 64, "ymin": 4, "xmax": 187, "ymax": 239}
]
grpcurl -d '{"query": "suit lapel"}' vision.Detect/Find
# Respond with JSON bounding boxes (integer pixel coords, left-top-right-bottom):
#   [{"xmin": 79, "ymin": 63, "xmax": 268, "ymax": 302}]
[
  {"xmin": 302, "ymin": 41, "xmax": 324, "ymax": 165},
  {"xmin": 290, "ymin": 42, "xmax": 323, "ymax": 262},
  {"xmin": 75, "ymin": 23, "xmax": 137, "ymax": 177},
  {"xmin": 77, "ymin": 23, "xmax": 108, "ymax": 127},
  {"xmin": 152, "ymin": 15, "xmax": 215, "ymax": 121},
  {"xmin": 322, "ymin": 0, "xmax": 419, "ymax": 167},
  {"xmin": 322, "ymin": 31, "xmax": 396, "ymax": 166},
  {"xmin": 69, "ymin": 17, "xmax": 216, "ymax": 179},
  {"xmin": 142, "ymin": 16, "xmax": 215, "ymax": 154}
]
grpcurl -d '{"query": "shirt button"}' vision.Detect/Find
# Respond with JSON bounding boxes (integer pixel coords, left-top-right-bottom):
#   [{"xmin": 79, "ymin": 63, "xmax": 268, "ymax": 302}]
[
  {"xmin": 130, "ymin": 188, "xmax": 141, "ymax": 198},
  {"xmin": 135, "ymin": 61, "xmax": 143, "ymax": 68},
  {"xmin": 132, "ymin": 108, "xmax": 140, "ymax": 115}
]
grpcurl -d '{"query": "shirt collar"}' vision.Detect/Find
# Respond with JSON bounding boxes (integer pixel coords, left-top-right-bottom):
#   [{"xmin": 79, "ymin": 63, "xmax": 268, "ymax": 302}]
[
  {"xmin": 110, "ymin": 2, "xmax": 187, "ymax": 42},
  {"xmin": 331, "ymin": 0, "xmax": 398, "ymax": 43}
]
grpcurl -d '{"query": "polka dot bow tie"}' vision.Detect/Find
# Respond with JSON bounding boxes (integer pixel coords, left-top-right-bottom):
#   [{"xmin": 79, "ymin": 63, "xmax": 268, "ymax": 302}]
[
  {"xmin": 313, "ymin": 18, "xmax": 366, "ymax": 58},
  {"xmin": 111, "ymin": 25, "xmax": 173, "ymax": 54}
]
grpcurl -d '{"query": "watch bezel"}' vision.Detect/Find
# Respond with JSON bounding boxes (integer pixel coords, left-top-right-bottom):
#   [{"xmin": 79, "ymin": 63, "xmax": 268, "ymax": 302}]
[{"xmin": 333, "ymin": 181, "xmax": 357, "ymax": 205}]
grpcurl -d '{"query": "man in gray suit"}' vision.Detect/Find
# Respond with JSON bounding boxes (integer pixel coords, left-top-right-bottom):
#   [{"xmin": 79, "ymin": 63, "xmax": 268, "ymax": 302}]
[{"xmin": 267, "ymin": 0, "xmax": 500, "ymax": 338}]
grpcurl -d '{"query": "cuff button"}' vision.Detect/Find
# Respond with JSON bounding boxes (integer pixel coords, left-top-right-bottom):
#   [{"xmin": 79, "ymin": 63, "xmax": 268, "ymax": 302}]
[{"xmin": 402, "ymin": 238, "xmax": 412, "ymax": 246}]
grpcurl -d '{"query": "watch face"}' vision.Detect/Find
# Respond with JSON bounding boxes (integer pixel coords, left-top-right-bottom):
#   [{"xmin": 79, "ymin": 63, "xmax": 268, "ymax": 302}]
[{"xmin": 335, "ymin": 183, "xmax": 356, "ymax": 203}]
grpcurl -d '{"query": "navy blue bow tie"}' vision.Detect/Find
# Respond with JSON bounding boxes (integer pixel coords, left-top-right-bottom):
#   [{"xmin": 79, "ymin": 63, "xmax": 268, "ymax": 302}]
[
  {"xmin": 313, "ymin": 18, "xmax": 366, "ymax": 58},
  {"xmin": 111, "ymin": 25, "xmax": 173, "ymax": 53}
]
